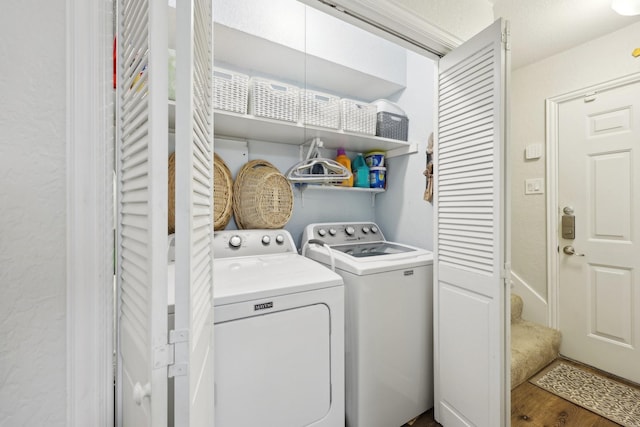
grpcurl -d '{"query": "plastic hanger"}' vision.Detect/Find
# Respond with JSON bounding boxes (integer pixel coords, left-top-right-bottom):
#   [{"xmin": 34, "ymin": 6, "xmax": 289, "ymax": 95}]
[{"xmin": 285, "ymin": 137, "xmax": 352, "ymax": 184}]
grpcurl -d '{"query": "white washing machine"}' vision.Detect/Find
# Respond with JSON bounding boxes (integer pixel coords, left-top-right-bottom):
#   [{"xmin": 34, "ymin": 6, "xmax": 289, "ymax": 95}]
[
  {"xmin": 301, "ymin": 222, "xmax": 433, "ymax": 427},
  {"xmin": 211, "ymin": 229, "xmax": 345, "ymax": 427}
]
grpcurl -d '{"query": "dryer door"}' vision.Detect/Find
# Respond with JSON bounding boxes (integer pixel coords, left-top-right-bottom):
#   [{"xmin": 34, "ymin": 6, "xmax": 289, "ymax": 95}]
[{"xmin": 215, "ymin": 303, "xmax": 332, "ymax": 426}]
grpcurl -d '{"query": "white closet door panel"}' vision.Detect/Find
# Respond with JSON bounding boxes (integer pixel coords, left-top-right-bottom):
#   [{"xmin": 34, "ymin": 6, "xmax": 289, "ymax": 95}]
[
  {"xmin": 434, "ymin": 19, "xmax": 509, "ymax": 427},
  {"xmin": 173, "ymin": 0, "xmax": 215, "ymax": 426},
  {"xmin": 116, "ymin": 0, "xmax": 169, "ymax": 426}
]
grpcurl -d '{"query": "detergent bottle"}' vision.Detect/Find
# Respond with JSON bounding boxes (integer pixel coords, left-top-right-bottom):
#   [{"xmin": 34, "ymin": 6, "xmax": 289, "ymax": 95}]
[
  {"xmin": 335, "ymin": 148, "xmax": 353, "ymax": 187},
  {"xmin": 352, "ymin": 153, "xmax": 370, "ymax": 188}
]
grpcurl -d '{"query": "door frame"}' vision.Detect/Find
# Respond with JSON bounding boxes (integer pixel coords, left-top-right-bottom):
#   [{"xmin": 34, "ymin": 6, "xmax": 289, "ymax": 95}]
[
  {"xmin": 545, "ymin": 72, "xmax": 640, "ymax": 329},
  {"xmin": 66, "ymin": 0, "xmax": 114, "ymax": 426},
  {"xmin": 68, "ymin": 0, "xmax": 501, "ymax": 424},
  {"xmin": 298, "ymin": 0, "xmax": 461, "ymax": 58}
]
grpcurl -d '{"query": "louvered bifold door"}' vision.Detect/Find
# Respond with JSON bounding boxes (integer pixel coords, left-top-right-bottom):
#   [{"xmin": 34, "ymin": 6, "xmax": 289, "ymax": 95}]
[
  {"xmin": 173, "ymin": 0, "xmax": 215, "ymax": 426},
  {"xmin": 115, "ymin": 0, "xmax": 169, "ymax": 426},
  {"xmin": 433, "ymin": 19, "xmax": 510, "ymax": 427}
]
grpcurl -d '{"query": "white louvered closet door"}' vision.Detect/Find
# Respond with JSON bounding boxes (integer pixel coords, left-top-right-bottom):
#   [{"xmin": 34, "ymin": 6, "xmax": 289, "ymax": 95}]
[
  {"xmin": 173, "ymin": 0, "xmax": 215, "ymax": 426},
  {"xmin": 115, "ymin": 0, "xmax": 169, "ymax": 426},
  {"xmin": 434, "ymin": 19, "xmax": 510, "ymax": 427}
]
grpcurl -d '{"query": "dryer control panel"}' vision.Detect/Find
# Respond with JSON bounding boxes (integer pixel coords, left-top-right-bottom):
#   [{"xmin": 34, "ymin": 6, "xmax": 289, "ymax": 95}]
[
  {"xmin": 214, "ymin": 229, "xmax": 296, "ymax": 258},
  {"xmin": 301, "ymin": 222, "xmax": 386, "ymax": 246}
]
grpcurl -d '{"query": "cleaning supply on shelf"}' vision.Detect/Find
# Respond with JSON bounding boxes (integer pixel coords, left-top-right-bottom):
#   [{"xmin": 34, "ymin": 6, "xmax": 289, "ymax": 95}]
[
  {"xmin": 335, "ymin": 148, "xmax": 353, "ymax": 187},
  {"xmin": 352, "ymin": 153, "xmax": 370, "ymax": 188},
  {"xmin": 369, "ymin": 166, "xmax": 386, "ymax": 188},
  {"xmin": 365, "ymin": 151, "xmax": 385, "ymax": 168}
]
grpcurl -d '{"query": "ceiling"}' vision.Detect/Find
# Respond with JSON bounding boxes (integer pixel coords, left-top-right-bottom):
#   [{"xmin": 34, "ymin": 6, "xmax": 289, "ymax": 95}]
[{"xmin": 490, "ymin": 0, "xmax": 640, "ymax": 69}]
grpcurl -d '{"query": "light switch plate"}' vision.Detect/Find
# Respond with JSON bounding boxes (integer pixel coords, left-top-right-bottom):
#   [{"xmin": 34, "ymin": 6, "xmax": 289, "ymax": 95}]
[
  {"xmin": 525, "ymin": 178, "xmax": 544, "ymax": 194},
  {"xmin": 525, "ymin": 143, "xmax": 543, "ymax": 160}
]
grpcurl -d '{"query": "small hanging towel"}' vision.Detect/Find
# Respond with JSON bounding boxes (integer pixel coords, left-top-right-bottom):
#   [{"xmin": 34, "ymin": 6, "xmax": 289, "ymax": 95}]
[{"xmin": 424, "ymin": 132, "xmax": 434, "ymax": 202}]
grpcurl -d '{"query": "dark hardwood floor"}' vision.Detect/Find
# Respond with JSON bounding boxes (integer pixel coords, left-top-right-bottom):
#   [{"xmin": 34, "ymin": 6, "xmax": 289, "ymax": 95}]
[
  {"xmin": 511, "ymin": 357, "xmax": 637, "ymax": 427},
  {"xmin": 401, "ymin": 409, "xmax": 441, "ymax": 427},
  {"xmin": 401, "ymin": 358, "xmax": 639, "ymax": 427}
]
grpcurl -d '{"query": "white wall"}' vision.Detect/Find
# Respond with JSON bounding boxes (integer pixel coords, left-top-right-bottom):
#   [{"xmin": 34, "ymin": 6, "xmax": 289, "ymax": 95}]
[
  {"xmin": 0, "ymin": 0, "xmax": 67, "ymax": 425},
  {"xmin": 375, "ymin": 51, "xmax": 435, "ymax": 249},
  {"xmin": 212, "ymin": 0, "xmax": 432, "ymax": 248},
  {"xmin": 510, "ymin": 21, "xmax": 640, "ymax": 322},
  {"xmin": 392, "ymin": 0, "xmax": 494, "ymax": 42}
]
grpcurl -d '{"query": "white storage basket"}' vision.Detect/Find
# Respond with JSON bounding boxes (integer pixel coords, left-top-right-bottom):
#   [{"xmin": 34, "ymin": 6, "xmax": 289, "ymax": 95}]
[
  {"xmin": 213, "ymin": 68, "xmax": 249, "ymax": 114},
  {"xmin": 249, "ymin": 77, "xmax": 299, "ymax": 123},
  {"xmin": 340, "ymin": 98, "xmax": 377, "ymax": 135},
  {"xmin": 300, "ymin": 90, "xmax": 340, "ymax": 129}
]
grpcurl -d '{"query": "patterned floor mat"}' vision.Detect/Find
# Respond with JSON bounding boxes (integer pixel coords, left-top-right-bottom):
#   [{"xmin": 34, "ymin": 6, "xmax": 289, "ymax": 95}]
[{"xmin": 530, "ymin": 361, "xmax": 640, "ymax": 427}]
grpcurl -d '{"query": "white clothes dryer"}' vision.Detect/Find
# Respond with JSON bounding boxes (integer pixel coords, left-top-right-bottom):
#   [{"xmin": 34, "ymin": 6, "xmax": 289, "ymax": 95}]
[
  {"xmin": 211, "ymin": 229, "xmax": 345, "ymax": 427},
  {"xmin": 301, "ymin": 222, "xmax": 433, "ymax": 427}
]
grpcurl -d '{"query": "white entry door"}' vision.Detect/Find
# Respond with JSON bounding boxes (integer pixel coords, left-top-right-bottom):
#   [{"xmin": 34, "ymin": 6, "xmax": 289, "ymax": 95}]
[
  {"xmin": 434, "ymin": 19, "xmax": 510, "ymax": 427},
  {"xmin": 557, "ymin": 77, "xmax": 640, "ymax": 384}
]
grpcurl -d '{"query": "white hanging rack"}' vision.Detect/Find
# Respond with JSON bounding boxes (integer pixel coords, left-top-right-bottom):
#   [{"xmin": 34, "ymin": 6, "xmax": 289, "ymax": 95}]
[{"xmin": 285, "ymin": 137, "xmax": 352, "ymax": 184}]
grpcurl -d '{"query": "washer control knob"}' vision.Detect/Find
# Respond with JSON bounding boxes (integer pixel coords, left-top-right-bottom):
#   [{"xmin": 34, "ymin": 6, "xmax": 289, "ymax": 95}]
[
  {"xmin": 362, "ymin": 226, "xmax": 370, "ymax": 234},
  {"xmin": 261, "ymin": 235, "xmax": 271, "ymax": 245},
  {"xmin": 275, "ymin": 234, "xmax": 285, "ymax": 244},
  {"xmin": 317, "ymin": 228, "xmax": 327, "ymax": 237},
  {"xmin": 345, "ymin": 226, "xmax": 356, "ymax": 236},
  {"xmin": 370, "ymin": 226, "xmax": 379, "ymax": 234},
  {"xmin": 229, "ymin": 235, "xmax": 242, "ymax": 248},
  {"xmin": 329, "ymin": 228, "xmax": 337, "ymax": 236}
]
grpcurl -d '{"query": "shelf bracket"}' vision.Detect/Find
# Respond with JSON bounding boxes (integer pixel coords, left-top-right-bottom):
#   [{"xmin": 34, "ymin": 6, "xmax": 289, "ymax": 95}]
[
  {"xmin": 295, "ymin": 183, "xmax": 307, "ymax": 208},
  {"xmin": 386, "ymin": 143, "xmax": 418, "ymax": 159}
]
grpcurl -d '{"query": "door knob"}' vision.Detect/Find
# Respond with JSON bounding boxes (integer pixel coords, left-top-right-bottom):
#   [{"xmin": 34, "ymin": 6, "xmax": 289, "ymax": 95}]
[
  {"xmin": 133, "ymin": 382, "xmax": 151, "ymax": 406},
  {"xmin": 563, "ymin": 245, "xmax": 585, "ymax": 256}
]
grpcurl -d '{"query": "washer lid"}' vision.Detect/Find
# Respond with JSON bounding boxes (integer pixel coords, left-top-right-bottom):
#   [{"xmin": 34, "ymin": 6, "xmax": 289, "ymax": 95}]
[
  {"xmin": 305, "ymin": 242, "xmax": 433, "ymax": 275},
  {"xmin": 213, "ymin": 253, "xmax": 343, "ymax": 306},
  {"xmin": 331, "ymin": 241, "xmax": 416, "ymax": 258}
]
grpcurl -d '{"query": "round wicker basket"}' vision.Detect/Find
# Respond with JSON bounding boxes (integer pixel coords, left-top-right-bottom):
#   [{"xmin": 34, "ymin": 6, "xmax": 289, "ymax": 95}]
[
  {"xmin": 168, "ymin": 152, "xmax": 234, "ymax": 233},
  {"xmin": 233, "ymin": 159, "xmax": 293, "ymax": 229},
  {"xmin": 213, "ymin": 153, "xmax": 233, "ymax": 230}
]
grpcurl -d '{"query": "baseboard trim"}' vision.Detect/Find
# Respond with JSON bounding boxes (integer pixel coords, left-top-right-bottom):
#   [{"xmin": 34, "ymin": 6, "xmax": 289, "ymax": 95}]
[{"xmin": 510, "ymin": 271, "xmax": 549, "ymax": 326}]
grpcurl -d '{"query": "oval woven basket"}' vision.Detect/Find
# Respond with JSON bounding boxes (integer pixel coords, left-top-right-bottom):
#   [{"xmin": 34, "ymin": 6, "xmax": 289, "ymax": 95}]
[
  {"xmin": 213, "ymin": 153, "xmax": 233, "ymax": 230},
  {"xmin": 233, "ymin": 159, "xmax": 293, "ymax": 229},
  {"xmin": 168, "ymin": 152, "xmax": 234, "ymax": 233}
]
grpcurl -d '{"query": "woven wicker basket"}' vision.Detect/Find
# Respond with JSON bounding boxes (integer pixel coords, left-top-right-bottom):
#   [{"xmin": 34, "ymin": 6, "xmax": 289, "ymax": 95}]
[
  {"xmin": 168, "ymin": 152, "xmax": 234, "ymax": 233},
  {"xmin": 249, "ymin": 78, "xmax": 299, "ymax": 123},
  {"xmin": 233, "ymin": 160, "xmax": 293, "ymax": 229},
  {"xmin": 340, "ymin": 98, "xmax": 377, "ymax": 135},
  {"xmin": 213, "ymin": 153, "xmax": 233, "ymax": 230},
  {"xmin": 213, "ymin": 67, "xmax": 249, "ymax": 114}
]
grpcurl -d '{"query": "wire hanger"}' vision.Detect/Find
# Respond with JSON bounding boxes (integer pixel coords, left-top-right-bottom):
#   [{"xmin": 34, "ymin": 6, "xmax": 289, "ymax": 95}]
[{"xmin": 285, "ymin": 137, "xmax": 352, "ymax": 184}]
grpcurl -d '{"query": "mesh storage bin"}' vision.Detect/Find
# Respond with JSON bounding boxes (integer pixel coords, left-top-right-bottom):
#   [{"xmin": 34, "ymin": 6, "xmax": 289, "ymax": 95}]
[
  {"xmin": 340, "ymin": 98, "xmax": 376, "ymax": 135},
  {"xmin": 376, "ymin": 111, "xmax": 409, "ymax": 141},
  {"xmin": 213, "ymin": 68, "xmax": 249, "ymax": 114},
  {"xmin": 300, "ymin": 90, "xmax": 340, "ymax": 129},
  {"xmin": 249, "ymin": 77, "xmax": 299, "ymax": 123}
]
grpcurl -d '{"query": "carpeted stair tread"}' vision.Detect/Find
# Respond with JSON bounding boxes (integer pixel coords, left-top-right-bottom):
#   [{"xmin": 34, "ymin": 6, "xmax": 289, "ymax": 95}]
[
  {"xmin": 511, "ymin": 294, "xmax": 562, "ymax": 389},
  {"xmin": 511, "ymin": 292, "xmax": 523, "ymax": 323}
]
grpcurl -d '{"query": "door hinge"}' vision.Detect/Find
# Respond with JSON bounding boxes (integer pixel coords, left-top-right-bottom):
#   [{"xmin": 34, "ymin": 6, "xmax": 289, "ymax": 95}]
[
  {"xmin": 502, "ymin": 22, "xmax": 511, "ymax": 51},
  {"xmin": 501, "ymin": 263, "xmax": 512, "ymax": 287},
  {"xmin": 153, "ymin": 343, "xmax": 174, "ymax": 369},
  {"xmin": 168, "ymin": 329, "xmax": 189, "ymax": 378}
]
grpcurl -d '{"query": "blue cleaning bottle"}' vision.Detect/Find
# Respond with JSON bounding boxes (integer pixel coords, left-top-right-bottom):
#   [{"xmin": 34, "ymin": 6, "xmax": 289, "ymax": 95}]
[{"xmin": 352, "ymin": 154, "xmax": 370, "ymax": 188}]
